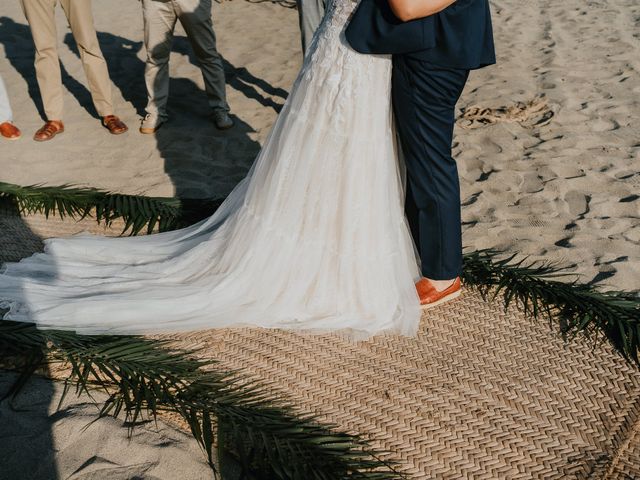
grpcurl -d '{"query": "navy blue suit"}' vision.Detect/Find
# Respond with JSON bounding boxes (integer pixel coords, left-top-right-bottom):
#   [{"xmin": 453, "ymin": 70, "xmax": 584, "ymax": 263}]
[{"xmin": 346, "ymin": 0, "xmax": 495, "ymax": 279}]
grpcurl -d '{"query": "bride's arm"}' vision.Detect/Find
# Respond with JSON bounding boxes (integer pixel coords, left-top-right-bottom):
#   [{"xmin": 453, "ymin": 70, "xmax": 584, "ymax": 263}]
[{"xmin": 388, "ymin": 0, "xmax": 457, "ymax": 22}]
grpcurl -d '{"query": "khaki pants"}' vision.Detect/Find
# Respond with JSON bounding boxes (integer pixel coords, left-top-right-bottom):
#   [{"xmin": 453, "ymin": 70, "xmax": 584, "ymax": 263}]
[
  {"xmin": 0, "ymin": 75, "xmax": 12, "ymax": 123},
  {"xmin": 19, "ymin": 0, "xmax": 113, "ymax": 120},
  {"xmin": 142, "ymin": 0, "xmax": 229, "ymax": 120}
]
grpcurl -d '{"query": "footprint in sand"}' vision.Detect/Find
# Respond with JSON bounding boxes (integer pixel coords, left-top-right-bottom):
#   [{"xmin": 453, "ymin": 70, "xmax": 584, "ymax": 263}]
[
  {"xmin": 564, "ymin": 191, "xmax": 591, "ymax": 217},
  {"xmin": 520, "ymin": 172, "xmax": 545, "ymax": 193},
  {"xmin": 459, "ymin": 96, "xmax": 555, "ymax": 130}
]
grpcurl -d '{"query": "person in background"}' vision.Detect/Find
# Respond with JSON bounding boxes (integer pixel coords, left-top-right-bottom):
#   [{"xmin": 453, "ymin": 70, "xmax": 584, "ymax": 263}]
[
  {"xmin": 296, "ymin": 0, "xmax": 326, "ymax": 54},
  {"xmin": 140, "ymin": 0, "xmax": 233, "ymax": 134},
  {"xmin": 19, "ymin": 0, "xmax": 128, "ymax": 141},
  {"xmin": 0, "ymin": 74, "xmax": 21, "ymax": 140}
]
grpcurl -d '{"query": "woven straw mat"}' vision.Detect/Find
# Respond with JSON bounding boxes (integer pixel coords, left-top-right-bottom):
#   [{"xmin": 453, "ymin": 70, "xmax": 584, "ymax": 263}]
[{"xmin": 1, "ymin": 210, "xmax": 639, "ymax": 479}]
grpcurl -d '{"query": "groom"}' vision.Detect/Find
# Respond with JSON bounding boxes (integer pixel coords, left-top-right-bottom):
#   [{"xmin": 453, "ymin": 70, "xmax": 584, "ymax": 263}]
[{"xmin": 346, "ymin": 0, "xmax": 495, "ymax": 307}]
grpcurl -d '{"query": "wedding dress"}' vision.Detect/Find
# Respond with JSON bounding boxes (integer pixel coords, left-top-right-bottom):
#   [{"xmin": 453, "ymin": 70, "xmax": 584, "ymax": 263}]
[{"xmin": 0, "ymin": 0, "xmax": 421, "ymax": 339}]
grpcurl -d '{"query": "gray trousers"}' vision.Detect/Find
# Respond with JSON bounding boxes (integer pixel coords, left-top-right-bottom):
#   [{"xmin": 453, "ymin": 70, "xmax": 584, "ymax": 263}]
[
  {"xmin": 0, "ymin": 75, "xmax": 12, "ymax": 123},
  {"xmin": 296, "ymin": 0, "xmax": 326, "ymax": 54},
  {"xmin": 142, "ymin": 0, "xmax": 229, "ymax": 120}
]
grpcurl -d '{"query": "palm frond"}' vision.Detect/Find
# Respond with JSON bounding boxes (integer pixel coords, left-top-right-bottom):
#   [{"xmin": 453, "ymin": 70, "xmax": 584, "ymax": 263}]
[
  {"xmin": 0, "ymin": 182, "xmax": 186, "ymax": 235},
  {"xmin": 462, "ymin": 249, "xmax": 640, "ymax": 364},
  {"xmin": 0, "ymin": 321, "xmax": 404, "ymax": 479}
]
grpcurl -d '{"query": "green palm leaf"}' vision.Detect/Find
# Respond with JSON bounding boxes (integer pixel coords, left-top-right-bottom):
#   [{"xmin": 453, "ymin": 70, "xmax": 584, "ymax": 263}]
[
  {"xmin": 462, "ymin": 249, "xmax": 640, "ymax": 364},
  {"xmin": 0, "ymin": 182, "xmax": 183, "ymax": 235}
]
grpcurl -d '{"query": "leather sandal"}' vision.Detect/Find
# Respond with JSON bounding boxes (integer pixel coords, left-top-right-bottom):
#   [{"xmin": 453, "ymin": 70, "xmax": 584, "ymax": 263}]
[
  {"xmin": 0, "ymin": 121, "xmax": 21, "ymax": 140},
  {"xmin": 34, "ymin": 120, "xmax": 64, "ymax": 142},
  {"xmin": 102, "ymin": 115, "xmax": 128, "ymax": 135}
]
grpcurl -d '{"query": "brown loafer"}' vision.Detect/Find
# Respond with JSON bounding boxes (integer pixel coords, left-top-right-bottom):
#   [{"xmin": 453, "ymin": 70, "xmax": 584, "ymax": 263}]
[
  {"xmin": 0, "ymin": 121, "xmax": 21, "ymax": 140},
  {"xmin": 34, "ymin": 120, "xmax": 64, "ymax": 142},
  {"xmin": 416, "ymin": 277, "xmax": 462, "ymax": 309},
  {"xmin": 102, "ymin": 115, "xmax": 128, "ymax": 135}
]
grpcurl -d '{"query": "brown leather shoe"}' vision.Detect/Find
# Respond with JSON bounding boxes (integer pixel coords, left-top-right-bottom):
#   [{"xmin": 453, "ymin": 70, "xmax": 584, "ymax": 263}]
[
  {"xmin": 102, "ymin": 115, "xmax": 128, "ymax": 135},
  {"xmin": 34, "ymin": 120, "xmax": 64, "ymax": 142},
  {"xmin": 0, "ymin": 121, "xmax": 21, "ymax": 140},
  {"xmin": 416, "ymin": 277, "xmax": 462, "ymax": 309}
]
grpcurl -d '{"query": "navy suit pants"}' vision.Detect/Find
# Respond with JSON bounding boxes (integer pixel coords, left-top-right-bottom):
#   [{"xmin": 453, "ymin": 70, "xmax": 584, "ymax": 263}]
[{"xmin": 392, "ymin": 56, "xmax": 469, "ymax": 280}]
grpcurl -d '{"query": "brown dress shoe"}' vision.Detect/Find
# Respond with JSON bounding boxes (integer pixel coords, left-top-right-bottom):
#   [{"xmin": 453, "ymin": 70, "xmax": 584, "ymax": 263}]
[
  {"xmin": 102, "ymin": 115, "xmax": 128, "ymax": 134},
  {"xmin": 416, "ymin": 277, "xmax": 462, "ymax": 309},
  {"xmin": 34, "ymin": 120, "xmax": 64, "ymax": 142},
  {"xmin": 0, "ymin": 121, "xmax": 21, "ymax": 140}
]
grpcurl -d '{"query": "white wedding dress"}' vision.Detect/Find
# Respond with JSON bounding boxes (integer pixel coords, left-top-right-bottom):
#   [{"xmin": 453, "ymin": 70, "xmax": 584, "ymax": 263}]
[{"xmin": 0, "ymin": 0, "xmax": 421, "ymax": 339}]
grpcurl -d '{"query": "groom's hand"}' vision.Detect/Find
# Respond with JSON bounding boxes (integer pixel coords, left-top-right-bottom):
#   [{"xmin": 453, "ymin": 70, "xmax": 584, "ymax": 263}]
[{"xmin": 388, "ymin": 0, "xmax": 456, "ymax": 22}]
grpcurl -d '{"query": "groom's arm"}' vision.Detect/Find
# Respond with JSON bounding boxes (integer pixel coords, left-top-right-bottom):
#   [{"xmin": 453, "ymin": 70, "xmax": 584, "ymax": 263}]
[{"xmin": 388, "ymin": 0, "xmax": 457, "ymax": 22}]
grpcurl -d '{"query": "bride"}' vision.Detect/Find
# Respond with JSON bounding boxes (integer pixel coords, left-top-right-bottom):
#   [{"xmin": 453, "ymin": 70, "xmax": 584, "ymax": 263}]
[{"xmin": 0, "ymin": 0, "xmax": 456, "ymax": 339}]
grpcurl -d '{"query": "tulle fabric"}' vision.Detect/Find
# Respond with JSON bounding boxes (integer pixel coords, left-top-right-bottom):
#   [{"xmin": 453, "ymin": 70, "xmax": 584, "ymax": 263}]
[{"xmin": 0, "ymin": 0, "xmax": 422, "ymax": 339}]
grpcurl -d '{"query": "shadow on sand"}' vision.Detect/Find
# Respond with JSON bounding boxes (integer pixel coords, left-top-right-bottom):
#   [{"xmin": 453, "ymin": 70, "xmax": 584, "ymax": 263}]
[
  {"xmin": 0, "ymin": 200, "xmax": 58, "ymax": 480},
  {"xmin": 68, "ymin": 28, "xmax": 286, "ymax": 202},
  {"xmin": 0, "ymin": 14, "xmax": 289, "ymax": 204}
]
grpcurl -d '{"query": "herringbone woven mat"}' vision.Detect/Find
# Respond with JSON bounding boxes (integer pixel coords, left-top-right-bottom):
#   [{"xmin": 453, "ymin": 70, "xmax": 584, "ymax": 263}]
[{"xmin": 2, "ymin": 210, "xmax": 640, "ymax": 479}]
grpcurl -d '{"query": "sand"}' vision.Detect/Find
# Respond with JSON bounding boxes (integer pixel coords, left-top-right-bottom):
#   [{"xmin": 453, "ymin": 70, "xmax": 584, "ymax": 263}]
[
  {"xmin": 456, "ymin": 0, "xmax": 640, "ymax": 290},
  {"xmin": 0, "ymin": 372, "xmax": 212, "ymax": 480},
  {"xmin": 0, "ymin": 0, "xmax": 299, "ymax": 199},
  {"xmin": 0, "ymin": 0, "xmax": 639, "ymax": 477}
]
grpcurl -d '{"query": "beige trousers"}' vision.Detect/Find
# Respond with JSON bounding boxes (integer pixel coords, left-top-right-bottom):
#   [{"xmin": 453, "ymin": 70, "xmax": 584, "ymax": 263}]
[
  {"xmin": 19, "ymin": 0, "xmax": 114, "ymax": 120},
  {"xmin": 142, "ymin": 0, "xmax": 229, "ymax": 120}
]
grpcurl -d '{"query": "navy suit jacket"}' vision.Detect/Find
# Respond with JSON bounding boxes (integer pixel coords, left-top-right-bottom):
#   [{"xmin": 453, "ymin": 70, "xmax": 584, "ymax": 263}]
[{"xmin": 345, "ymin": 0, "xmax": 496, "ymax": 70}]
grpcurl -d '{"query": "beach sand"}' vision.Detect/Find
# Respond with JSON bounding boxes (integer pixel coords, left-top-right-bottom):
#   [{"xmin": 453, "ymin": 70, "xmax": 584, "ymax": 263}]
[
  {"xmin": 456, "ymin": 0, "xmax": 640, "ymax": 290},
  {"xmin": 0, "ymin": 0, "xmax": 300, "ymax": 200},
  {"xmin": 0, "ymin": 372, "xmax": 212, "ymax": 480},
  {"xmin": 0, "ymin": 0, "xmax": 639, "ymax": 477}
]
